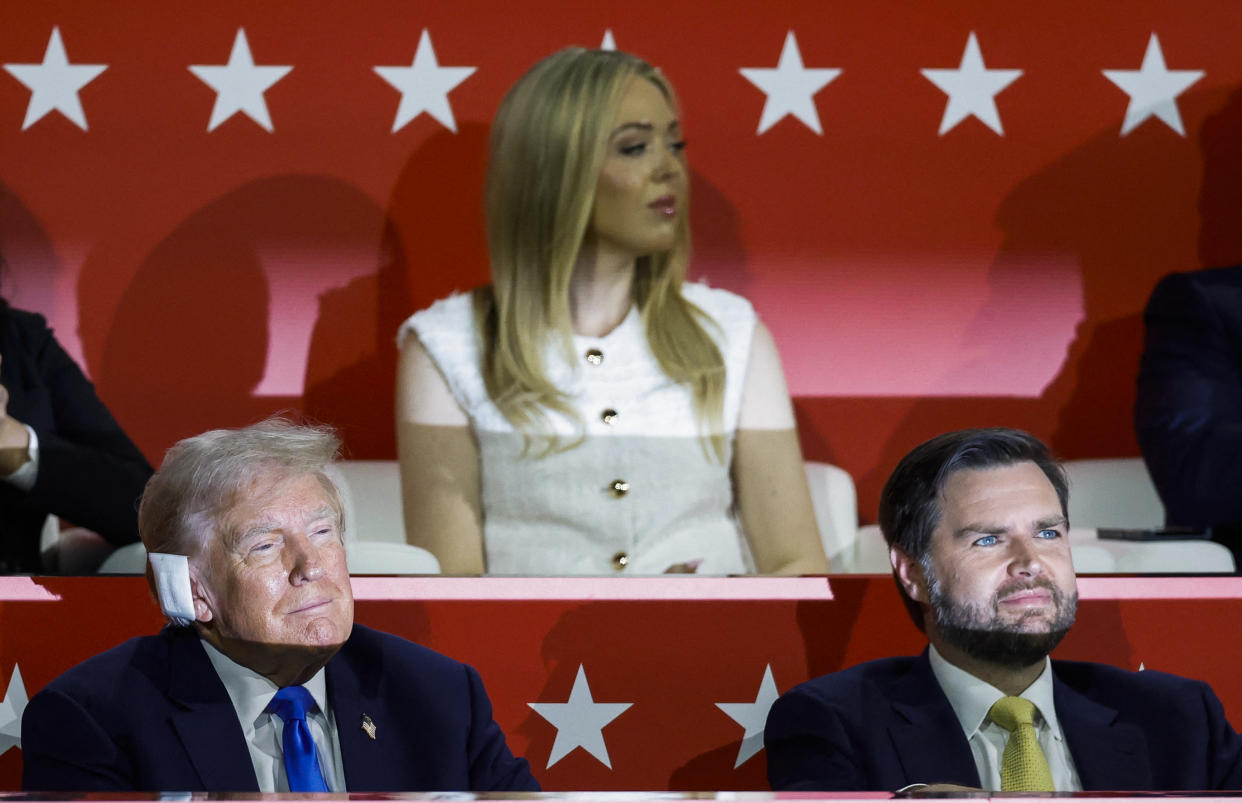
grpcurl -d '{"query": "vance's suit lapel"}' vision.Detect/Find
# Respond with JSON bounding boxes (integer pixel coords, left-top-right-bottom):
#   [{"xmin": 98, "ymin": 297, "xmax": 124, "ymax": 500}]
[
  {"xmin": 1053, "ymin": 669, "xmax": 1151, "ymax": 791},
  {"xmin": 886, "ymin": 652, "xmax": 981, "ymax": 788},
  {"xmin": 164, "ymin": 628, "xmax": 261, "ymax": 792}
]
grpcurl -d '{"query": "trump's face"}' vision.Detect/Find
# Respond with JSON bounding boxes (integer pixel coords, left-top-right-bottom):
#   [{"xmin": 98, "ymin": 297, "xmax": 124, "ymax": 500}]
[{"xmin": 193, "ymin": 471, "xmax": 354, "ymax": 685}]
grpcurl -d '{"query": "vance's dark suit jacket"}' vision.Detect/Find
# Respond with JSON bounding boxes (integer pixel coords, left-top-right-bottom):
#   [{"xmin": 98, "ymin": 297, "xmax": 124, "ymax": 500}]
[
  {"xmin": 0, "ymin": 302, "xmax": 151, "ymax": 570},
  {"xmin": 21, "ymin": 624, "xmax": 540, "ymax": 792},
  {"xmin": 765, "ymin": 652, "xmax": 1242, "ymax": 791},
  {"xmin": 1135, "ymin": 267, "xmax": 1242, "ymax": 549}
]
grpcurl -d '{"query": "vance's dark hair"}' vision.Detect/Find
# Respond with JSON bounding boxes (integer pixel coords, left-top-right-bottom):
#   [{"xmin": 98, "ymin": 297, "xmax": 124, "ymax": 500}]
[{"xmin": 877, "ymin": 427, "xmax": 1069, "ymax": 630}]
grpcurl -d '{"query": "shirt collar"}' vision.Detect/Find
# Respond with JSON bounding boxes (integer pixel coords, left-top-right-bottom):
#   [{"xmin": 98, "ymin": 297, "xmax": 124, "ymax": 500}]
[
  {"xmin": 201, "ymin": 638, "xmax": 330, "ymax": 733},
  {"xmin": 928, "ymin": 643, "xmax": 1061, "ymax": 739}
]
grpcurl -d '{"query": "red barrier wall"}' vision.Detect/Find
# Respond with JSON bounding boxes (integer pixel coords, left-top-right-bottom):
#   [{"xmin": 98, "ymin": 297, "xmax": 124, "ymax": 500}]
[{"xmin": 2, "ymin": 576, "xmax": 1241, "ymax": 791}]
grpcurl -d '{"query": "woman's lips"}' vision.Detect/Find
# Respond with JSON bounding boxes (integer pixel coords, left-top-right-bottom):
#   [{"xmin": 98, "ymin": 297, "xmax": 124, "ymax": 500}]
[{"xmin": 649, "ymin": 195, "xmax": 677, "ymax": 217}]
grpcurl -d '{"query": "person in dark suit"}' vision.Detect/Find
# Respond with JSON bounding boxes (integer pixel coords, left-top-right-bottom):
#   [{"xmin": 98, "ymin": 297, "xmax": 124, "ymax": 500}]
[
  {"xmin": 1135, "ymin": 266, "xmax": 1242, "ymax": 565},
  {"xmin": 765, "ymin": 427, "xmax": 1242, "ymax": 792},
  {"xmin": 0, "ymin": 288, "xmax": 151, "ymax": 572},
  {"xmin": 20, "ymin": 419, "xmax": 539, "ymax": 792}
]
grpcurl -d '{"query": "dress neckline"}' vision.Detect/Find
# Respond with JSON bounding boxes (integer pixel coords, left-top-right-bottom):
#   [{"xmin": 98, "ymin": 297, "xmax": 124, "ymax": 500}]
[{"xmin": 571, "ymin": 304, "xmax": 639, "ymax": 344}]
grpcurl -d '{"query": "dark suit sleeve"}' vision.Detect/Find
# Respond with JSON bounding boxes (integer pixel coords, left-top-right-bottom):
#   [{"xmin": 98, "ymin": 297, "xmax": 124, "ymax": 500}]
[
  {"xmin": 1197, "ymin": 680, "xmax": 1242, "ymax": 789},
  {"xmin": 1135, "ymin": 272, "xmax": 1242, "ymax": 528},
  {"xmin": 21, "ymin": 685, "xmax": 135, "ymax": 791},
  {"xmin": 462, "ymin": 664, "xmax": 540, "ymax": 791},
  {"xmin": 4, "ymin": 310, "xmax": 152, "ymax": 545},
  {"xmin": 1137, "ymin": 273, "xmax": 1242, "ymax": 531},
  {"xmin": 764, "ymin": 688, "xmax": 866, "ymax": 791}
]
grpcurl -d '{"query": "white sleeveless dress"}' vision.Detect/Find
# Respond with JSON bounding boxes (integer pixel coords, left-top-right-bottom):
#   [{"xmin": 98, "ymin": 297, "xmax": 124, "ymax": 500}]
[{"xmin": 398, "ymin": 283, "xmax": 756, "ymax": 575}]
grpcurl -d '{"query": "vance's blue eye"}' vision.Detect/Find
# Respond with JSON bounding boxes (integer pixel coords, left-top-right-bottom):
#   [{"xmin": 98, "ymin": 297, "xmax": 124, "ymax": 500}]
[
  {"xmin": 1037, "ymin": 529, "xmax": 1061, "ymax": 539},
  {"xmin": 973, "ymin": 535, "xmax": 998, "ymax": 547}
]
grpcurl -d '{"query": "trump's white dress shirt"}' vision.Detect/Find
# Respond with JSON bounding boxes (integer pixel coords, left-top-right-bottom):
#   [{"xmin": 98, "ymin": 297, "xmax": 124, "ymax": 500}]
[{"xmin": 202, "ymin": 639, "xmax": 347, "ymax": 792}]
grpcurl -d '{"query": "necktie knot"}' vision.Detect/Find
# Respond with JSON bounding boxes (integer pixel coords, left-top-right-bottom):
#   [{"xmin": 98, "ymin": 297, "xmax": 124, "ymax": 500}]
[
  {"xmin": 268, "ymin": 685, "xmax": 316, "ymax": 723},
  {"xmin": 988, "ymin": 695, "xmax": 1038, "ymax": 731},
  {"xmin": 987, "ymin": 695, "xmax": 1055, "ymax": 792},
  {"xmin": 267, "ymin": 686, "xmax": 329, "ymax": 792}
]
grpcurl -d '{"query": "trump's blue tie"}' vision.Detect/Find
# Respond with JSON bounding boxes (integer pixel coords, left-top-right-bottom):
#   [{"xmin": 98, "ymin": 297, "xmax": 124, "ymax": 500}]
[{"xmin": 267, "ymin": 686, "xmax": 330, "ymax": 792}]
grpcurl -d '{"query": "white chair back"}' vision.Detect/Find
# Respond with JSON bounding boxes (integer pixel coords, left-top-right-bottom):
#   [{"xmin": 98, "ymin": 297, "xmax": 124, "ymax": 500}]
[
  {"xmin": 1064, "ymin": 458, "xmax": 1164, "ymax": 530},
  {"xmin": 848, "ymin": 525, "xmax": 897, "ymax": 574},
  {"xmin": 326, "ymin": 460, "xmax": 406, "ymax": 544},
  {"xmin": 804, "ymin": 461, "xmax": 860, "ymax": 570},
  {"xmin": 1072, "ymin": 527, "xmax": 1234, "ymax": 574},
  {"xmin": 345, "ymin": 541, "xmax": 441, "ymax": 574},
  {"xmin": 97, "ymin": 541, "xmax": 147, "ymax": 574}
]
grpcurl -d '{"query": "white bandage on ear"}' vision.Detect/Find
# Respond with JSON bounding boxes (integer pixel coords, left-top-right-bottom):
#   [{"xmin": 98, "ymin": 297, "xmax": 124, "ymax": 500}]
[{"xmin": 148, "ymin": 552, "xmax": 196, "ymax": 626}]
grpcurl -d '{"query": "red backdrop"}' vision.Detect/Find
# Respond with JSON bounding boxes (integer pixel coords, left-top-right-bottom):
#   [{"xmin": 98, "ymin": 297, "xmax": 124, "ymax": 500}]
[{"xmin": 2, "ymin": 1, "xmax": 1240, "ymax": 518}]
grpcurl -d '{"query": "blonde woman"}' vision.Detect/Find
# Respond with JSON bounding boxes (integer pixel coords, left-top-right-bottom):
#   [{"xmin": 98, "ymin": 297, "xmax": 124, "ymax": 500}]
[{"xmin": 396, "ymin": 48, "xmax": 830, "ymax": 576}]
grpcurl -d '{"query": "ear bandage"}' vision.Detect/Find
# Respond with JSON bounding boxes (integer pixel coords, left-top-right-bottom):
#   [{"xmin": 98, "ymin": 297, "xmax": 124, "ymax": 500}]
[{"xmin": 149, "ymin": 552, "xmax": 195, "ymax": 626}]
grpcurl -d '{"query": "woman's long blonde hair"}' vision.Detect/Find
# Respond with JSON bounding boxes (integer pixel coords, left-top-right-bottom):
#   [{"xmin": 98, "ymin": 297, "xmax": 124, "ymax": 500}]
[{"xmin": 476, "ymin": 47, "xmax": 727, "ymax": 459}]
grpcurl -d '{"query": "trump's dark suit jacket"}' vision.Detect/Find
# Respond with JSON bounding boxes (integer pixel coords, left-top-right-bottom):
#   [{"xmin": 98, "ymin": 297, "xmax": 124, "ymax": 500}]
[
  {"xmin": 20, "ymin": 624, "xmax": 540, "ymax": 792},
  {"xmin": 765, "ymin": 652, "xmax": 1242, "ymax": 791}
]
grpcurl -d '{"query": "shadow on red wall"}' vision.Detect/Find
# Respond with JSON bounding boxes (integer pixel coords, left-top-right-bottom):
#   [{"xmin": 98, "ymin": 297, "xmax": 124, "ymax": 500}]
[
  {"xmin": 797, "ymin": 82, "xmax": 1242, "ymax": 522},
  {"xmin": 304, "ymin": 122, "xmax": 490, "ymax": 460},
  {"xmin": 84, "ymin": 175, "xmax": 395, "ymax": 454},
  {"xmin": 0, "ymin": 183, "xmax": 60, "ymax": 308}
]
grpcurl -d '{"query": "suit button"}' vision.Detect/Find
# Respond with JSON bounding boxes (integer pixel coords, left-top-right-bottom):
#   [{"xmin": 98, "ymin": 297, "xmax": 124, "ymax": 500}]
[
  {"xmin": 585, "ymin": 348, "xmax": 604, "ymax": 366},
  {"xmin": 609, "ymin": 479, "xmax": 629, "ymax": 498},
  {"xmin": 611, "ymin": 551, "xmax": 630, "ymax": 571},
  {"xmin": 601, "ymin": 408, "xmax": 618, "ymax": 425}
]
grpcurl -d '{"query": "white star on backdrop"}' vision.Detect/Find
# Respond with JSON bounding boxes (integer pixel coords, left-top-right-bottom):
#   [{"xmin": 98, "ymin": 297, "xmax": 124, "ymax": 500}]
[
  {"xmin": 739, "ymin": 31, "xmax": 841, "ymax": 135},
  {"xmin": 1102, "ymin": 33, "xmax": 1203, "ymax": 136},
  {"xmin": 921, "ymin": 31, "xmax": 1022, "ymax": 136},
  {"xmin": 189, "ymin": 28, "xmax": 291, "ymax": 132},
  {"xmin": 3, "ymin": 27, "xmax": 106, "ymax": 131},
  {"xmin": 374, "ymin": 29, "xmax": 476, "ymax": 133},
  {"xmin": 528, "ymin": 665, "xmax": 632, "ymax": 769},
  {"xmin": 715, "ymin": 664, "xmax": 780, "ymax": 768},
  {"xmin": 0, "ymin": 664, "xmax": 28, "ymax": 754},
  {"xmin": 600, "ymin": 30, "xmax": 617, "ymax": 51}
]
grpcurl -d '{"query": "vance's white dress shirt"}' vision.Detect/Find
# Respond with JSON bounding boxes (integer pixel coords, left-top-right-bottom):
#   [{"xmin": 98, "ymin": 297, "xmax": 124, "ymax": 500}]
[{"xmin": 929, "ymin": 644, "xmax": 1083, "ymax": 791}]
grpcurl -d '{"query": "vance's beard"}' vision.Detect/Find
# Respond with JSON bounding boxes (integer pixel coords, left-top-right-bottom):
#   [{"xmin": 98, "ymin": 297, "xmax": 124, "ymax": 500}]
[{"xmin": 927, "ymin": 570, "xmax": 1078, "ymax": 668}]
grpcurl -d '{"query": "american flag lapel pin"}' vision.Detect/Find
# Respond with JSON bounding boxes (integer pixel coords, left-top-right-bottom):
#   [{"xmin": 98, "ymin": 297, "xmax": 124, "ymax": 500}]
[{"xmin": 361, "ymin": 714, "xmax": 377, "ymax": 740}]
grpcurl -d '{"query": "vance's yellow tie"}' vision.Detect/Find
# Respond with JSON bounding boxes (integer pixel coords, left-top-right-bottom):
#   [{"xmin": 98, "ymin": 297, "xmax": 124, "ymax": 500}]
[{"xmin": 988, "ymin": 696, "xmax": 1056, "ymax": 792}]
